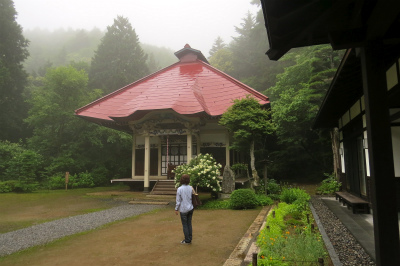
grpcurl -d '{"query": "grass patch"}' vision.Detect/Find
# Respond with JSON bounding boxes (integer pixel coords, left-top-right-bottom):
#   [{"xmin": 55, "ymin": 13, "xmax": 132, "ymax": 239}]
[
  {"xmin": 199, "ymin": 199, "xmax": 231, "ymax": 209},
  {"xmin": 0, "ymin": 185, "xmax": 132, "ymax": 233},
  {"xmin": 0, "ymin": 207, "xmax": 163, "ymax": 262}
]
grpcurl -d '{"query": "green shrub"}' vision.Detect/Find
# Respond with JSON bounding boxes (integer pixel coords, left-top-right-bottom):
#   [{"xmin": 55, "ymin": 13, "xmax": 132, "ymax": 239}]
[
  {"xmin": 174, "ymin": 153, "xmax": 222, "ymax": 192},
  {"xmin": 266, "ymin": 179, "xmax": 281, "ymax": 194},
  {"xmin": 47, "ymin": 174, "xmax": 66, "ymax": 189},
  {"xmin": 0, "ymin": 140, "xmax": 43, "ymax": 183},
  {"xmin": 71, "ymin": 172, "xmax": 95, "ymax": 188},
  {"xmin": 0, "ymin": 180, "xmax": 39, "ymax": 193},
  {"xmin": 230, "ymin": 189, "xmax": 258, "ymax": 209},
  {"xmin": 0, "ymin": 180, "xmax": 18, "ymax": 193},
  {"xmin": 230, "ymin": 163, "xmax": 248, "ymax": 172},
  {"xmin": 255, "ymin": 194, "xmax": 274, "ymax": 206},
  {"xmin": 280, "ymin": 188, "xmax": 310, "ymax": 205},
  {"xmin": 268, "ymin": 194, "xmax": 281, "ymax": 201},
  {"xmin": 13, "ymin": 179, "xmax": 39, "ymax": 193},
  {"xmin": 317, "ymin": 174, "xmax": 341, "ymax": 195}
]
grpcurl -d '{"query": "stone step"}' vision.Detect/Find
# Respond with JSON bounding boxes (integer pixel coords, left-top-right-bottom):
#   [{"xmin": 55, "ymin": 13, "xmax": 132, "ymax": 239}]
[
  {"xmin": 150, "ymin": 191, "xmax": 177, "ymax": 195},
  {"xmin": 156, "ymin": 185, "xmax": 176, "ymax": 188},
  {"xmin": 154, "ymin": 187, "xmax": 177, "ymax": 191},
  {"xmin": 151, "ymin": 180, "xmax": 177, "ymax": 195},
  {"xmin": 146, "ymin": 194, "xmax": 176, "ymax": 199},
  {"xmin": 129, "ymin": 201, "xmax": 170, "ymax": 205}
]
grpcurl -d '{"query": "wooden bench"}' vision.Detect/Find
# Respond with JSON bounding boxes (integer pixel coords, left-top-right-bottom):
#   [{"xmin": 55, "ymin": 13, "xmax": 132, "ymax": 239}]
[{"xmin": 335, "ymin": 192, "xmax": 370, "ymax": 214}]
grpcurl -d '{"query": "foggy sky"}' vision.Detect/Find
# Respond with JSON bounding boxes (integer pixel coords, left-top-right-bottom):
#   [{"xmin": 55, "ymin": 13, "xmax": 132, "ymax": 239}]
[{"xmin": 13, "ymin": 0, "xmax": 260, "ymax": 57}]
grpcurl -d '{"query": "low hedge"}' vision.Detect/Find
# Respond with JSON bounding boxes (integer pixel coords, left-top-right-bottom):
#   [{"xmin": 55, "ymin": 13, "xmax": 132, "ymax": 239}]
[{"xmin": 230, "ymin": 189, "xmax": 259, "ymax": 209}]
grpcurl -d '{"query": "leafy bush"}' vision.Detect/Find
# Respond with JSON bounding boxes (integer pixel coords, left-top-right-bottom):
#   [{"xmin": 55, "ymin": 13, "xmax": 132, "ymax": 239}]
[
  {"xmin": 13, "ymin": 179, "xmax": 39, "ymax": 193},
  {"xmin": 230, "ymin": 189, "xmax": 258, "ymax": 209},
  {"xmin": 0, "ymin": 180, "xmax": 39, "ymax": 193},
  {"xmin": 0, "ymin": 181, "xmax": 18, "ymax": 193},
  {"xmin": 266, "ymin": 179, "xmax": 281, "ymax": 194},
  {"xmin": 255, "ymin": 194, "xmax": 274, "ymax": 206},
  {"xmin": 317, "ymin": 174, "xmax": 341, "ymax": 195},
  {"xmin": 0, "ymin": 141, "xmax": 43, "ymax": 182},
  {"xmin": 71, "ymin": 172, "xmax": 95, "ymax": 188},
  {"xmin": 230, "ymin": 163, "xmax": 248, "ymax": 172},
  {"xmin": 268, "ymin": 194, "xmax": 281, "ymax": 201},
  {"xmin": 47, "ymin": 172, "xmax": 95, "ymax": 189},
  {"xmin": 47, "ymin": 174, "xmax": 66, "ymax": 189},
  {"xmin": 174, "ymin": 153, "xmax": 222, "ymax": 192},
  {"xmin": 280, "ymin": 188, "xmax": 310, "ymax": 206}
]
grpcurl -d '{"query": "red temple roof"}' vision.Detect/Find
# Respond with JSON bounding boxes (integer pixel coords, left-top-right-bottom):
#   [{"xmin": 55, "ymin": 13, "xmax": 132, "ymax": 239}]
[{"xmin": 75, "ymin": 45, "xmax": 269, "ymax": 127}]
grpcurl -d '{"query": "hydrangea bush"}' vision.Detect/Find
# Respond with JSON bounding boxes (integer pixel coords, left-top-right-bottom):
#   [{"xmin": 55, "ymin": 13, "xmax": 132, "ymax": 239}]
[{"xmin": 173, "ymin": 153, "xmax": 222, "ymax": 192}]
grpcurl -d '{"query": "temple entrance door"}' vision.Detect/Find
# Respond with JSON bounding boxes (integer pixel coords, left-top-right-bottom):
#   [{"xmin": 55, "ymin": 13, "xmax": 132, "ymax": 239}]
[{"xmin": 160, "ymin": 135, "xmax": 197, "ymax": 176}]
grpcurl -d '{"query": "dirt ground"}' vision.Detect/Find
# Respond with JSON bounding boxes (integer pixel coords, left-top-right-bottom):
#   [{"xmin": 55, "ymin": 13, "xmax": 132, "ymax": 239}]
[{"xmin": 0, "ymin": 204, "xmax": 260, "ymax": 266}]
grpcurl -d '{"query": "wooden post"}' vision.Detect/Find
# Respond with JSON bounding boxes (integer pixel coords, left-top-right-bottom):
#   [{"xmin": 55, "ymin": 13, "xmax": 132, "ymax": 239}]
[
  {"xmin": 225, "ymin": 132, "xmax": 230, "ymax": 167},
  {"xmin": 131, "ymin": 135, "xmax": 136, "ymax": 178},
  {"xmin": 144, "ymin": 135, "xmax": 150, "ymax": 193},
  {"xmin": 252, "ymin": 253, "xmax": 257, "ymax": 266},
  {"xmin": 360, "ymin": 44, "xmax": 400, "ymax": 265},
  {"xmin": 318, "ymin": 257, "xmax": 324, "ymax": 266},
  {"xmin": 157, "ymin": 137, "xmax": 162, "ymax": 177},
  {"xmin": 187, "ymin": 133, "xmax": 192, "ymax": 163},
  {"xmin": 65, "ymin": 172, "xmax": 69, "ymax": 191}
]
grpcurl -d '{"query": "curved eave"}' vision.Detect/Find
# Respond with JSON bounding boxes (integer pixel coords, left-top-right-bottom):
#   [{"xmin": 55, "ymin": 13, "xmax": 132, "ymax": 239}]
[
  {"xmin": 74, "ymin": 61, "xmax": 180, "ymax": 116},
  {"xmin": 313, "ymin": 49, "xmax": 363, "ymax": 129},
  {"xmin": 75, "ymin": 114, "xmax": 131, "ymax": 133}
]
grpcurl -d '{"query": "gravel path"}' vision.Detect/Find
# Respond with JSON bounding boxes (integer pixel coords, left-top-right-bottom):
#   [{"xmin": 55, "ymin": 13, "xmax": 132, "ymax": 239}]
[
  {"xmin": 310, "ymin": 196, "xmax": 375, "ymax": 266},
  {"xmin": 0, "ymin": 204, "xmax": 165, "ymax": 257}
]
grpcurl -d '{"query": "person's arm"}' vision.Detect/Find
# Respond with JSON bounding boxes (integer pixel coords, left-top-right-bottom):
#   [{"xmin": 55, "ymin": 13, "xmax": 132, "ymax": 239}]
[{"xmin": 175, "ymin": 188, "xmax": 181, "ymax": 215}]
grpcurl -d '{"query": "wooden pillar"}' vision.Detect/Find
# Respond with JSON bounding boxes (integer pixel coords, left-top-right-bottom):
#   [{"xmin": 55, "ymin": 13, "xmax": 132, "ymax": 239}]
[
  {"xmin": 187, "ymin": 133, "xmax": 192, "ymax": 163},
  {"xmin": 131, "ymin": 134, "xmax": 136, "ymax": 178},
  {"xmin": 197, "ymin": 134, "xmax": 201, "ymax": 155},
  {"xmin": 225, "ymin": 132, "xmax": 230, "ymax": 167},
  {"xmin": 360, "ymin": 44, "xmax": 400, "ymax": 266},
  {"xmin": 144, "ymin": 135, "xmax": 150, "ymax": 192},
  {"xmin": 158, "ymin": 137, "xmax": 162, "ymax": 178}
]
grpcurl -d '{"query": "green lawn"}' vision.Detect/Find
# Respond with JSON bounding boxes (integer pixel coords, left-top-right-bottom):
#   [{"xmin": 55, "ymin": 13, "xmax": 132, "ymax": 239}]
[{"xmin": 0, "ymin": 185, "xmax": 133, "ymax": 233}]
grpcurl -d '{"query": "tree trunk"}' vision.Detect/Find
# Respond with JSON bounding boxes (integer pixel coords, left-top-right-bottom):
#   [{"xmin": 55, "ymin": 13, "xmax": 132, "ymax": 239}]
[
  {"xmin": 330, "ymin": 128, "xmax": 341, "ymax": 179},
  {"xmin": 250, "ymin": 139, "xmax": 259, "ymax": 187}
]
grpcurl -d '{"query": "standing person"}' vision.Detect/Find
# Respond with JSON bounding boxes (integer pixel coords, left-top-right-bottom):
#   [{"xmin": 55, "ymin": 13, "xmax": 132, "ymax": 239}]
[{"xmin": 175, "ymin": 174, "xmax": 194, "ymax": 244}]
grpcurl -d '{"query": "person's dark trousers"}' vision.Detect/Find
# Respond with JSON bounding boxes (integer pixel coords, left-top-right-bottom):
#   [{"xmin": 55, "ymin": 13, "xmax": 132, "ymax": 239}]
[{"xmin": 180, "ymin": 209, "xmax": 194, "ymax": 243}]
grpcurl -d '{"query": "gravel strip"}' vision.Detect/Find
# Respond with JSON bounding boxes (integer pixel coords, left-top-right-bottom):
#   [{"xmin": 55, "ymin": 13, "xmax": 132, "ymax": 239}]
[
  {"xmin": 310, "ymin": 196, "xmax": 376, "ymax": 266},
  {"xmin": 0, "ymin": 204, "xmax": 165, "ymax": 257}
]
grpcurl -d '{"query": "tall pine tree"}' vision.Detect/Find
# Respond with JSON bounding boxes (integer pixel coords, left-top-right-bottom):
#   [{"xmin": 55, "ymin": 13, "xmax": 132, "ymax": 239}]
[
  {"xmin": 0, "ymin": 0, "xmax": 29, "ymax": 141},
  {"xmin": 89, "ymin": 16, "xmax": 149, "ymax": 94},
  {"xmin": 209, "ymin": 36, "xmax": 226, "ymax": 57}
]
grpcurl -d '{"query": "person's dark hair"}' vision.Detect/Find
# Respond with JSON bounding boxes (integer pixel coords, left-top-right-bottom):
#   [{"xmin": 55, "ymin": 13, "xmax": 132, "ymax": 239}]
[{"xmin": 180, "ymin": 174, "xmax": 190, "ymax": 185}]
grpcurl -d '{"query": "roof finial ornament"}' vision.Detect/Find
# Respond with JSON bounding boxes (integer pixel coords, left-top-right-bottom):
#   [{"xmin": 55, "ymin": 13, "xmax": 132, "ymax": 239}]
[{"xmin": 184, "ymin": 44, "xmax": 191, "ymax": 48}]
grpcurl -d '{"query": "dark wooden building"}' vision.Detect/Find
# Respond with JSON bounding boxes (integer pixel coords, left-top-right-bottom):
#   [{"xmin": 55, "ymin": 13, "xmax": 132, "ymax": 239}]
[{"xmin": 260, "ymin": 1, "xmax": 400, "ymax": 265}]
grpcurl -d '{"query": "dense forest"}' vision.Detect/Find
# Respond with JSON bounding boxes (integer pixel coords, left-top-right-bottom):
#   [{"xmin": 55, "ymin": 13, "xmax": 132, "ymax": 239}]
[{"xmin": 0, "ymin": 0, "xmax": 343, "ymax": 192}]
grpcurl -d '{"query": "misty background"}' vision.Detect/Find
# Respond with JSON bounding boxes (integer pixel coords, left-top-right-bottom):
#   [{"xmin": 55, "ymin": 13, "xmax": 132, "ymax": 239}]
[{"xmin": 13, "ymin": 0, "xmax": 259, "ymax": 57}]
